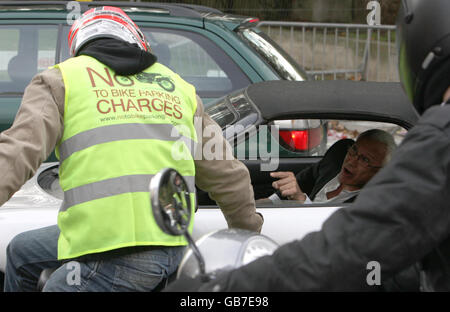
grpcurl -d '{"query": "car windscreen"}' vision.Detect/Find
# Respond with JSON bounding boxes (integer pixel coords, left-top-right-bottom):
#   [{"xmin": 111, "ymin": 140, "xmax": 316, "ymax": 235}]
[
  {"xmin": 237, "ymin": 28, "xmax": 309, "ymax": 81},
  {"xmin": 0, "ymin": 25, "xmax": 58, "ymax": 95}
]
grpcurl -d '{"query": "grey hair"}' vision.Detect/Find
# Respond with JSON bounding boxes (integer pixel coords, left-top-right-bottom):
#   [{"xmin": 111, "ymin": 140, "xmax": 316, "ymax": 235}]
[{"xmin": 356, "ymin": 129, "xmax": 397, "ymax": 166}]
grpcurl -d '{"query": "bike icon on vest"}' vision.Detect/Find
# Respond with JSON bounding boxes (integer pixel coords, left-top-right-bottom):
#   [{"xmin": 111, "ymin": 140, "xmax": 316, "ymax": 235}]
[{"xmin": 135, "ymin": 73, "xmax": 176, "ymax": 92}]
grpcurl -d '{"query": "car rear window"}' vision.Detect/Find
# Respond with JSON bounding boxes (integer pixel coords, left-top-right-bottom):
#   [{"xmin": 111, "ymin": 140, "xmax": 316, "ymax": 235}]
[
  {"xmin": 0, "ymin": 25, "xmax": 58, "ymax": 95},
  {"xmin": 58, "ymin": 26, "xmax": 253, "ymax": 102},
  {"xmin": 142, "ymin": 28, "xmax": 252, "ymax": 100}
]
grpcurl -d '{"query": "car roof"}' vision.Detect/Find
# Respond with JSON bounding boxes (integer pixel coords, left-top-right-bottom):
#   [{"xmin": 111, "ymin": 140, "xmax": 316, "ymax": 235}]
[
  {"xmin": 0, "ymin": 1, "xmax": 219, "ymax": 16},
  {"xmin": 0, "ymin": 1, "xmax": 253, "ymax": 22},
  {"xmin": 0, "ymin": 1, "xmax": 260, "ymax": 32},
  {"xmin": 246, "ymin": 80, "xmax": 419, "ymax": 129}
]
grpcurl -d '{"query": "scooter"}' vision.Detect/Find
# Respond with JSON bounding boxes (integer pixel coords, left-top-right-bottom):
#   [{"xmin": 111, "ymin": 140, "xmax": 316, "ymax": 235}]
[{"xmin": 37, "ymin": 168, "xmax": 278, "ymax": 291}]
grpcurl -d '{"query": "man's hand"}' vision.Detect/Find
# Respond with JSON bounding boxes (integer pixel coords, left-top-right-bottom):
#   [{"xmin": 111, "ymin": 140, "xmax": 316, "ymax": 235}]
[{"xmin": 270, "ymin": 171, "xmax": 306, "ymax": 202}]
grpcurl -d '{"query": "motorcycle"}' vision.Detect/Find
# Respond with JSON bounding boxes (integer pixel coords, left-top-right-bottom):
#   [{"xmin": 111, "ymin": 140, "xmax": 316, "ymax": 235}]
[
  {"xmin": 135, "ymin": 73, "xmax": 176, "ymax": 92},
  {"xmin": 37, "ymin": 168, "xmax": 278, "ymax": 291}
]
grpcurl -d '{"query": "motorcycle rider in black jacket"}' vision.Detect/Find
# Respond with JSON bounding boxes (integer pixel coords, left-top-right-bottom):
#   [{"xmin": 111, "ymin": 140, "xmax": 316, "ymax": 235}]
[{"xmin": 166, "ymin": 0, "xmax": 450, "ymax": 291}]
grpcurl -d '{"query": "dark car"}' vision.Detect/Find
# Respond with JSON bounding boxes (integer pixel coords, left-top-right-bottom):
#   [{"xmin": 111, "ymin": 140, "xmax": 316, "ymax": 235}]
[{"xmin": 0, "ymin": 1, "xmax": 308, "ymax": 133}]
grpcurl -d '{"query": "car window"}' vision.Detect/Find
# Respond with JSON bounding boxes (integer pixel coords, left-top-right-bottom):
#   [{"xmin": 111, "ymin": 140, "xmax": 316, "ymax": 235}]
[
  {"xmin": 197, "ymin": 119, "xmax": 406, "ymax": 208},
  {"xmin": 0, "ymin": 25, "xmax": 58, "ymax": 94},
  {"xmin": 142, "ymin": 28, "xmax": 252, "ymax": 101},
  {"xmin": 239, "ymin": 119, "xmax": 407, "ymax": 208}
]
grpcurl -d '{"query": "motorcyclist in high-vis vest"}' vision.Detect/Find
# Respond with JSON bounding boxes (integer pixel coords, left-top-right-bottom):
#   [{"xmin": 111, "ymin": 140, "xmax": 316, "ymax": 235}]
[{"xmin": 2, "ymin": 6, "xmax": 263, "ymax": 292}]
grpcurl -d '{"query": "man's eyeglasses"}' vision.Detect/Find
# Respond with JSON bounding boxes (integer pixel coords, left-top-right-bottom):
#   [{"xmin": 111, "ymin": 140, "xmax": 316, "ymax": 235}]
[{"xmin": 347, "ymin": 144, "xmax": 383, "ymax": 169}]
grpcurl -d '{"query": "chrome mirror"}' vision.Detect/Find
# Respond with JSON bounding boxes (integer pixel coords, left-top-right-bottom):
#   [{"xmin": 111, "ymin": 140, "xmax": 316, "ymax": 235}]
[
  {"xmin": 150, "ymin": 168, "xmax": 192, "ymax": 236},
  {"xmin": 149, "ymin": 168, "xmax": 208, "ymax": 280}
]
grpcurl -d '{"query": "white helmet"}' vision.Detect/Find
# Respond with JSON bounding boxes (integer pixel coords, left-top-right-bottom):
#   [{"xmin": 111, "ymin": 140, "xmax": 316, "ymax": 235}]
[{"xmin": 68, "ymin": 6, "xmax": 150, "ymax": 57}]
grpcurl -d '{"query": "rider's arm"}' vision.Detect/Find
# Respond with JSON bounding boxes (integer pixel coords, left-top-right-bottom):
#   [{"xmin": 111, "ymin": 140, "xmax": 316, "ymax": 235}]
[
  {"xmin": 0, "ymin": 68, "xmax": 64, "ymax": 206},
  {"xmin": 193, "ymin": 96, "xmax": 263, "ymax": 233}
]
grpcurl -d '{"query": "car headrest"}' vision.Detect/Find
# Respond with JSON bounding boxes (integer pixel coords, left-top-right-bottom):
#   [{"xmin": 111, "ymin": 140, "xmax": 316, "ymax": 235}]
[{"xmin": 7, "ymin": 55, "xmax": 37, "ymax": 87}]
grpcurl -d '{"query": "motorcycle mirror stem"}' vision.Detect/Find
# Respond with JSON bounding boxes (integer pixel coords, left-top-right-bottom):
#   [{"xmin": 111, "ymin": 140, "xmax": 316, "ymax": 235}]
[
  {"xmin": 149, "ymin": 168, "xmax": 209, "ymax": 282},
  {"xmin": 183, "ymin": 229, "xmax": 210, "ymax": 282}
]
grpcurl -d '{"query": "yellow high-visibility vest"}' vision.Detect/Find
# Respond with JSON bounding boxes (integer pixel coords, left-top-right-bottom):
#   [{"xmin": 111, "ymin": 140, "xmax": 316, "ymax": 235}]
[{"xmin": 54, "ymin": 55, "xmax": 197, "ymax": 260}]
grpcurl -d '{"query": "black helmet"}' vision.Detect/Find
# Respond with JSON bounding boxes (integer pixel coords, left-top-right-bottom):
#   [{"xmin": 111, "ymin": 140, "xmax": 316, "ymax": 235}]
[{"xmin": 397, "ymin": 0, "xmax": 450, "ymax": 114}]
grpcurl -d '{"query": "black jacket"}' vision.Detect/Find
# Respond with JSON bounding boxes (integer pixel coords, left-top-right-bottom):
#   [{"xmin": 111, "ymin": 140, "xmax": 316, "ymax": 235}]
[{"xmin": 195, "ymin": 105, "xmax": 450, "ymax": 291}]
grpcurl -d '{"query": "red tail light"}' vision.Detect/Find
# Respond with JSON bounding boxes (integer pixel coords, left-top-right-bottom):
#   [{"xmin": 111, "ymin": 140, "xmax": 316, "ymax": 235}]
[
  {"xmin": 237, "ymin": 17, "xmax": 260, "ymax": 30},
  {"xmin": 247, "ymin": 18, "xmax": 260, "ymax": 23},
  {"xmin": 279, "ymin": 127, "xmax": 323, "ymax": 151},
  {"xmin": 280, "ymin": 130, "xmax": 308, "ymax": 150}
]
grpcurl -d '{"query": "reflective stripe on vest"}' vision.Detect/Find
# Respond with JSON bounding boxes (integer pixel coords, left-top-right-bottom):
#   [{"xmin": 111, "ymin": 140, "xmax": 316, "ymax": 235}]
[
  {"xmin": 58, "ymin": 123, "xmax": 195, "ymax": 162},
  {"xmin": 60, "ymin": 174, "xmax": 195, "ymax": 212}
]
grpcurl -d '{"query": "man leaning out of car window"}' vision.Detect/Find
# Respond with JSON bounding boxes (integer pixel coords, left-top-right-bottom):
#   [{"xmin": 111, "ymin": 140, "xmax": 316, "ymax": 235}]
[{"xmin": 259, "ymin": 129, "xmax": 396, "ymax": 205}]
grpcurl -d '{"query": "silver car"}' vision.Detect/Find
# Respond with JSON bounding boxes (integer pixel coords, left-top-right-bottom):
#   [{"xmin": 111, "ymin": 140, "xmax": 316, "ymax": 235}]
[{"xmin": 0, "ymin": 80, "xmax": 418, "ymax": 288}]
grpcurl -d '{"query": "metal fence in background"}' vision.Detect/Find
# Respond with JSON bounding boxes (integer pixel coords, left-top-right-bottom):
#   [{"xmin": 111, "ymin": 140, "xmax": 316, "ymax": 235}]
[{"xmin": 258, "ymin": 21, "xmax": 397, "ymax": 82}]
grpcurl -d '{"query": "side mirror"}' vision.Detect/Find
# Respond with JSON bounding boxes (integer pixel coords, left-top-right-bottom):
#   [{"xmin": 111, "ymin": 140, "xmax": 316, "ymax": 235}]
[
  {"xmin": 150, "ymin": 168, "xmax": 208, "ymax": 281},
  {"xmin": 150, "ymin": 168, "xmax": 192, "ymax": 236}
]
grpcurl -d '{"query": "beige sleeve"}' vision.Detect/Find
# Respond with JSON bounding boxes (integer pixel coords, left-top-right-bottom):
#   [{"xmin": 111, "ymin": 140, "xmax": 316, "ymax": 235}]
[
  {"xmin": 193, "ymin": 96, "xmax": 263, "ymax": 233},
  {"xmin": 0, "ymin": 67, "xmax": 64, "ymax": 205}
]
